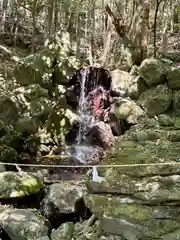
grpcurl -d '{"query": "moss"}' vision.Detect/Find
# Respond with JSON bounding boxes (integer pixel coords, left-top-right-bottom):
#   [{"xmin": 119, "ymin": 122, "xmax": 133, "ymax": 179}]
[
  {"xmin": 102, "ymin": 140, "xmax": 157, "ymax": 165},
  {"xmin": 0, "ymin": 172, "xmax": 43, "ymax": 198}
]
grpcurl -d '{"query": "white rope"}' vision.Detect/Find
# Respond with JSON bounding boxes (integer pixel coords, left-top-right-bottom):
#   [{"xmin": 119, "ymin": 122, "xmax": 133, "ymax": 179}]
[{"xmin": 0, "ymin": 161, "xmax": 180, "ymax": 168}]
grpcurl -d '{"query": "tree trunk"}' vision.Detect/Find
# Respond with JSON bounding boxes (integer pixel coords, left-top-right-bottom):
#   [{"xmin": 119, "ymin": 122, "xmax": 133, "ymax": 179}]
[
  {"xmin": 47, "ymin": 0, "xmax": 54, "ymax": 36},
  {"xmin": 139, "ymin": 0, "xmax": 150, "ymax": 60},
  {"xmin": 54, "ymin": 0, "xmax": 58, "ymax": 33},
  {"xmin": 76, "ymin": 13, "xmax": 81, "ymax": 58},
  {"xmin": 153, "ymin": 0, "xmax": 163, "ymax": 57}
]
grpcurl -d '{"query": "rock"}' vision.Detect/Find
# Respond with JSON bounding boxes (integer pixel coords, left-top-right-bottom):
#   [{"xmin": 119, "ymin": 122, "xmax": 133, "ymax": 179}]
[
  {"xmin": 37, "ymin": 236, "xmax": 50, "ymax": 240},
  {"xmin": 14, "ymin": 50, "xmax": 54, "ymax": 86},
  {"xmin": 23, "ymin": 84, "xmax": 50, "ymax": 100},
  {"xmin": 41, "ymin": 181, "xmax": 86, "ymax": 225},
  {"xmin": 46, "ymin": 105, "xmax": 77, "ymax": 143},
  {"xmin": 167, "ymin": 67, "xmax": 180, "ymax": 89},
  {"xmin": 0, "ymin": 171, "xmax": 43, "ymax": 198},
  {"xmin": 0, "ymin": 145, "xmax": 18, "ymax": 163},
  {"xmin": 14, "ymin": 31, "xmax": 79, "ymax": 87},
  {"xmin": 15, "ymin": 117, "xmax": 38, "ymax": 134},
  {"xmin": 126, "ymin": 126, "xmax": 180, "ymax": 142},
  {"xmin": 73, "ymin": 220, "xmax": 99, "ymax": 239},
  {"xmin": 86, "ymin": 139, "xmax": 180, "ymax": 204},
  {"xmin": 0, "ymin": 89, "xmax": 19, "ymax": 126},
  {"xmin": 86, "ymin": 121, "xmax": 115, "ymax": 148},
  {"xmin": 158, "ymin": 114, "xmax": 175, "ymax": 126},
  {"xmin": 138, "ymin": 84, "xmax": 172, "ymax": 116},
  {"xmin": 0, "ymin": 162, "xmax": 6, "ymax": 172},
  {"xmin": 84, "ymin": 194, "xmax": 180, "ymax": 239},
  {"xmin": 173, "ymin": 90, "xmax": 180, "ymax": 116},
  {"xmin": 0, "ymin": 208, "xmax": 49, "ymax": 240},
  {"xmin": 99, "ymin": 235, "xmax": 124, "ymax": 240},
  {"xmin": 51, "ymin": 222, "xmax": 74, "ymax": 240},
  {"xmin": 110, "ymin": 70, "xmax": 142, "ymax": 99},
  {"xmin": 86, "ymin": 168, "xmax": 180, "ymax": 204},
  {"xmin": 139, "ymin": 58, "xmax": 170, "ymax": 86},
  {"xmin": 129, "ymin": 65, "xmax": 139, "ymax": 76},
  {"xmin": 110, "ymin": 98, "xmax": 146, "ymax": 124},
  {"xmin": 110, "ymin": 70, "xmax": 133, "ymax": 95}
]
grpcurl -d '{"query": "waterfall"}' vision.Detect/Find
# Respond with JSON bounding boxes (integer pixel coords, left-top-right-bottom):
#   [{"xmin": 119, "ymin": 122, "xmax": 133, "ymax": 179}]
[
  {"xmin": 74, "ymin": 68, "xmax": 97, "ymax": 163},
  {"xmin": 76, "ymin": 68, "xmax": 96, "ymax": 144},
  {"xmin": 66, "ymin": 67, "xmax": 113, "ymax": 164}
]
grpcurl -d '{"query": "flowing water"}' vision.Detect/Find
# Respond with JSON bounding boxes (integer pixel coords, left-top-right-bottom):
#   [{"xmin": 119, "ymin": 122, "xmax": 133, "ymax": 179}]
[
  {"xmin": 73, "ymin": 68, "xmax": 98, "ymax": 163},
  {"xmin": 65, "ymin": 67, "xmax": 112, "ymax": 164}
]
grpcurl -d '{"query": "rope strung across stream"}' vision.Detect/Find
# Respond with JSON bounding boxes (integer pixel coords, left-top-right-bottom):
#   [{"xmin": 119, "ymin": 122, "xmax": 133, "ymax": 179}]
[{"xmin": 1, "ymin": 161, "xmax": 180, "ymax": 168}]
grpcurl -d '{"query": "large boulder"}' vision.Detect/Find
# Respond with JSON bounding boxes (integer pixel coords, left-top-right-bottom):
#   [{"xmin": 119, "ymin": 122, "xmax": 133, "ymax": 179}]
[
  {"xmin": 84, "ymin": 194, "xmax": 180, "ymax": 239},
  {"xmin": 110, "ymin": 98, "xmax": 146, "ymax": 124},
  {"xmin": 14, "ymin": 31, "xmax": 79, "ymax": 87},
  {"xmin": 139, "ymin": 58, "xmax": 170, "ymax": 86},
  {"xmin": 173, "ymin": 90, "xmax": 180, "ymax": 116},
  {"xmin": 86, "ymin": 121, "xmax": 115, "ymax": 148},
  {"xmin": 0, "ymin": 208, "xmax": 49, "ymax": 240},
  {"xmin": 138, "ymin": 84, "xmax": 172, "ymax": 116},
  {"xmin": 110, "ymin": 69, "xmax": 145, "ymax": 99},
  {"xmin": 86, "ymin": 139, "xmax": 180, "ymax": 200},
  {"xmin": 167, "ymin": 67, "xmax": 180, "ymax": 89},
  {"xmin": 41, "ymin": 181, "xmax": 86, "ymax": 226},
  {"xmin": 0, "ymin": 171, "xmax": 43, "ymax": 198}
]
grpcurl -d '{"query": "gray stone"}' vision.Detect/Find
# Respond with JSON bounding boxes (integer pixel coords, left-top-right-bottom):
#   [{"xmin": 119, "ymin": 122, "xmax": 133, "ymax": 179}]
[
  {"xmin": 110, "ymin": 70, "xmax": 143, "ymax": 99},
  {"xmin": 99, "ymin": 235, "xmax": 124, "ymax": 240},
  {"xmin": 139, "ymin": 58, "xmax": 170, "ymax": 86},
  {"xmin": 0, "ymin": 208, "xmax": 49, "ymax": 240},
  {"xmin": 0, "ymin": 89, "xmax": 19, "ymax": 126},
  {"xmin": 158, "ymin": 114, "xmax": 175, "ymax": 126},
  {"xmin": 139, "ymin": 84, "xmax": 172, "ymax": 116},
  {"xmin": 84, "ymin": 195, "xmax": 180, "ymax": 239},
  {"xmin": 41, "ymin": 181, "xmax": 86, "ymax": 219},
  {"xmin": 51, "ymin": 222, "xmax": 74, "ymax": 240},
  {"xmin": 110, "ymin": 98, "xmax": 146, "ymax": 124},
  {"xmin": 167, "ymin": 67, "xmax": 180, "ymax": 89},
  {"xmin": 37, "ymin": 236, "xmax": 50, "ymax": 240},
  {"xmin": 87, "ymin": 121, "xmax": 115, "ymax": 148},
  {"xmin": 173, "ymin": 90, "xmax": 180, "ymax": 116}
]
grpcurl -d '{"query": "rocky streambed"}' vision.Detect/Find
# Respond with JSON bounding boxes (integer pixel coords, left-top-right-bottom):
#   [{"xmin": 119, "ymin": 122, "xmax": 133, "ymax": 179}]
[
  {"xmin": 2, "ymin": 117, "xmax": 180, "ymax": 239},
  {"xmin": 2, "ymin": 34, "xmax": 180, "ymax": 239}
]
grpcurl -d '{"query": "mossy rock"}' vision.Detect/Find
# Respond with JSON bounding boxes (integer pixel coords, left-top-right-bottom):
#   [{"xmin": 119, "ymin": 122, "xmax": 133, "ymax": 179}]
[
  {"xmin": 51, "ymin": 222, "xmax": 74, "ymax": 240},
  {"xmin": 0, "ymin": 145, "xmax": 18, "ymax": 163},
  {"xmin": 15, "ymin": 117, "xmax": 38, "ymax": 134},
  {"xmin": 157, "ymin": 114, "xmax": 175, "ymax": 126},
  {"xmin": 46, "ymin": 105, "xmax": 76, "ymax": 143},
  {"xmin": 84, "ymin": 195, "xmax": 180, "ymax": 239},
  {"xmin": 14, "ymin": 50, "xmax": 55, "ymax": 86},
  {"xmin": 167, "ymin": 67, "xmax": 180, "ymax": 89},
  {"xmin": 24, "ymin": 84, "xmax": 50, "ymax": 101},
  {"xmin": 138, "ymin": 84, "xmax": 172, "ymax": 116},
  {"xmin": 0, "ymin": 171, "xmax": 43, "ymax": 198},
  {"xmin": 0, "ymin": 90, "xmax": 19, "ymax": 126},
  {"xmin": 0, "ymin": 208, "xmax": 49, "ymax": 239},
  {"xmin": 139, "ymin": 58, "xmax": 170, "ymax": 86}
]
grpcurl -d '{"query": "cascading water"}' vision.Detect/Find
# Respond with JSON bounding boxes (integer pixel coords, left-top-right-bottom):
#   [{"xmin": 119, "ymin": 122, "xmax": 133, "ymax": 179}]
[
  {"xmin": 73, "ymin": 68, "xmax": 99, "ymax": 163},
  {"xmin": 66, "ymin": 66, "xmax": 113, "ymax": 164}
]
